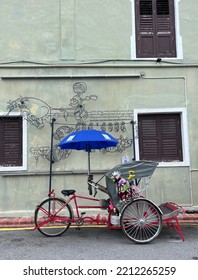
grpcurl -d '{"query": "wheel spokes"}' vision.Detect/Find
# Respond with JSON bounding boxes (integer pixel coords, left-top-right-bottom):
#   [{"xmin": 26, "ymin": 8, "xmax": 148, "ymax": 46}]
[{"xmin": 121, "ymin": 199, "xmax": 162, "ymax": 243}]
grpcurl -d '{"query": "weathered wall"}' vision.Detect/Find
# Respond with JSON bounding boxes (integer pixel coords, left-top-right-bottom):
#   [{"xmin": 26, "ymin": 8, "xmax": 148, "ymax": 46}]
[
  {"xmin": 0, "ymin": 65, "xmax": 198, "ymax": 216},
  {"xmin": 0, "ymin": 0, "xmax": 198, "ymax": 63},
  {"xmin": 0, "ymin": 0, "xmax": 198, "ymax": 217}
]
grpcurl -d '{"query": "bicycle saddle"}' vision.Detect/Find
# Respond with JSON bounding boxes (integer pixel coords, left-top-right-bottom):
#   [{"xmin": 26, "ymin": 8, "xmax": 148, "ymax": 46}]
[{"xmin": 61, "ymin": 190, "xmax": 76, "ymax": 196}]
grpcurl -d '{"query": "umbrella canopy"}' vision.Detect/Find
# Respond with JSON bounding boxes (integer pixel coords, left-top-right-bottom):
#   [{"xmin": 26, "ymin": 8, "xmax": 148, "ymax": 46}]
[
  {"xmin": 58, "ymin": 129, "xmax": 118, "ymax": 175},
  {"xmin": 59, "ymin": 129, "xmax": 118, "ymax": 151}
]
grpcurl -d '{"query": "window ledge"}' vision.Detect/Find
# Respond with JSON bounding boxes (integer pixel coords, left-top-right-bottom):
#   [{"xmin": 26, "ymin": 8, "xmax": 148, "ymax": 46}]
[{"xmin": 158, "ymin": 161, "xmax": 190, "ymax": 167}]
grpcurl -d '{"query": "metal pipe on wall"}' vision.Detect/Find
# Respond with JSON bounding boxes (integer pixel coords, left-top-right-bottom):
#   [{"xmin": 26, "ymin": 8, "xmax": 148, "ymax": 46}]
[{"xmin": 0, "ymin": 74, "xmax": 141, "ymax": 79}]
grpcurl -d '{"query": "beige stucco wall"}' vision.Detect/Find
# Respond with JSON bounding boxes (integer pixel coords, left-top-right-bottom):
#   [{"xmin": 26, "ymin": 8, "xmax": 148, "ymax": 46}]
[
  {"xmin": 0, "ymin": 65, "xmax": 198, "ymax": 217},
  {"xmin": 0, "ymin": 0, "xmax": 198, "ymax": 63},
  {"xmin": 0, "ymin": 1, "xmax": 198, "ymax": 216}
]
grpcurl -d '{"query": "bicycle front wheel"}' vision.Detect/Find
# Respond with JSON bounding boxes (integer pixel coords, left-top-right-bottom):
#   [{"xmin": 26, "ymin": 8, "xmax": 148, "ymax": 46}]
[
  {"xmin": 34, "ymin": 197, "xmax": 72, "ymax": 237},
  {"xmin": 121, "ymin": 198, "xmax": 162, "ymax": 244}
]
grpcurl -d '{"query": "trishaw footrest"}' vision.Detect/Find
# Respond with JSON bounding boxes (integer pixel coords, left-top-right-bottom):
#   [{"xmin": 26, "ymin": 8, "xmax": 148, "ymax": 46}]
[
  {"xmin": 159, "ymin": 202, "xmax": 183, "ymax": 218},
  {"xmin": 159, "ymin": 202, "xmax": 185, "ymax": 241}
]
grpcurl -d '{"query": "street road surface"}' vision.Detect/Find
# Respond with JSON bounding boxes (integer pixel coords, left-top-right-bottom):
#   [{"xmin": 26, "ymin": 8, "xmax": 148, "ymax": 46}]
[{"xmin": 0, "ymin": 225, "xmax": 197, "ymax": 260}]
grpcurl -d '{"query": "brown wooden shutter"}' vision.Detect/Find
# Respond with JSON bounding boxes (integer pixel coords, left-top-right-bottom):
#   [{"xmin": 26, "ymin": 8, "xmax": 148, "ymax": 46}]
[
  {"xmin": 136, "ymin": 0, "xmax": 156, "ymax": 57},
  {"xmin": 156, "ymin": 0, "xmax": 176, "ymax": 57},
  {"xmin": 135, "ymin": 0, "xmax": 176, "ymax": 58},
  {"xmin": 138, "ymin": 114, "xmax": 183, "ymax": 161},
  {"xmin": 138, "ymin": 116, "xmax": 159, "ymax": 160},
  {"xmin": 0, "ymin": 117, "xmax": 22, "ymax": 167}
]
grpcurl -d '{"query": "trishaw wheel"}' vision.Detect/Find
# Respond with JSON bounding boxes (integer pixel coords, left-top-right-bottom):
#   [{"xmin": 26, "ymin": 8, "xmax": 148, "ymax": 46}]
[
  {"xmin": 120, "ymin": 198, "xmax": 162, "ymax": 244},
  {"xmin": 34, "ymin": 197, "xmax": 72, "ymax": 237}
]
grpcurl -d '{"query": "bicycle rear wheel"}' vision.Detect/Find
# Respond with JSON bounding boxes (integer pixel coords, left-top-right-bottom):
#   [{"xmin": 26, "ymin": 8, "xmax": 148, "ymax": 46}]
[
  {"xmin": 121, "ymin": 198, "xmax": 162, "ymax": 244},
  {"xmin": 34, "ymin": 197, "xmax": 72, "ymax": 237}
]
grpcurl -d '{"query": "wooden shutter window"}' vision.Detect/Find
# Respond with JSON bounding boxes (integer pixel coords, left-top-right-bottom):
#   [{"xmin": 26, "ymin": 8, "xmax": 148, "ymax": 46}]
[
  {"xmin": 138, "ymin": 114, "xmax": 183, "ymax": 161},
  {"xmin": 156, "ymin": 0, "xmax": 176, "ymax": 57},
  {"xmin": 135, "ymin": 0, "xmax": 176, "ymax": 58},
  {"xmin": 136, "ymin": 0, "xmax": 155, "ymax": 57},
  {"xmin": 0, "ymin": 117, "xmax": 23, "ymax": 167}
]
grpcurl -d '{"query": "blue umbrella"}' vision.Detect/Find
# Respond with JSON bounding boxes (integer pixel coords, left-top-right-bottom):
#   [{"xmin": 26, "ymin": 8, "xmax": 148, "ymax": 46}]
[{"xmin": 58, "ymin": 129, "xmax": 118, "ymax": 175}]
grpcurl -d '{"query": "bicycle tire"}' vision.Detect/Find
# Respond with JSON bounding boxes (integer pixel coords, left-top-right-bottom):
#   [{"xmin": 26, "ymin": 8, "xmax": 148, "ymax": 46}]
[
  {"xmin": 34, "ymin": 197, "xmax": 72, "ymax": 237},
  {"xmin": 120, "ymin": 198, "xmax": 162, "ymax": 244}
]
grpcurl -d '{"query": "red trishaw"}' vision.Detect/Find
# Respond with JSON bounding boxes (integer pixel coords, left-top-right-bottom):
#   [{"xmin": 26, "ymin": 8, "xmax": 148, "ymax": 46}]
[{"xmin": 34, "ymin": 160, "xmax": 184, "ymax": 243}]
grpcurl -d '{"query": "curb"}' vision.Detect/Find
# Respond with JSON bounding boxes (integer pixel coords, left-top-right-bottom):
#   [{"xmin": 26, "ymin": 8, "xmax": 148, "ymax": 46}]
[
  {"xmin": 0, "ymin": 217, "xmax": 35, "ymax": 228},
  {"xmin": 178, "ymin": 212, "xmax": 198, "ymax": 224},
  {"xmin": 0, "ymin": 213, "xmax": 198, "ymax": 228}
]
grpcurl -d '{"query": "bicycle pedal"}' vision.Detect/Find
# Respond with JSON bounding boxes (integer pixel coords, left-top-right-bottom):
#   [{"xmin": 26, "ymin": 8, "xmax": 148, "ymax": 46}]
[{"xmin": 81, "ymin": 212, "xmax": 86, "ymax": 216}]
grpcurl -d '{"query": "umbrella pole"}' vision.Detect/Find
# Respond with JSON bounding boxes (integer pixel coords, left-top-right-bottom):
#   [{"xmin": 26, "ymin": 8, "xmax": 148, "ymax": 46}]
[
  {"xmin": 88, "ymin": 151, "xmax": 91, "ymax": 176},
  {"xmin": 87, "ymin": 150, "xmax": 93, "ymax": 196}
]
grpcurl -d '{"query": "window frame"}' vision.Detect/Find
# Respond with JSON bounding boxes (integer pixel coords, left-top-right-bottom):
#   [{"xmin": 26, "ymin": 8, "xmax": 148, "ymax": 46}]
[
  {"xmin": 130, "ymin": 0, "xmax": 183, "ymax": 60},
  {"xmin": 0, "ymin": 112, "xmax": 27, "ymax": 171},
  {"xmin": 133, "ymin": 108, "xmax": 190, "ymax": 167}
]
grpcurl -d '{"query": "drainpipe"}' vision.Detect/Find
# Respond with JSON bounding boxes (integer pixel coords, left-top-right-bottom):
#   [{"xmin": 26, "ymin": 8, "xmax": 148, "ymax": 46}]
[{"xmin": 140, "ymin": 74, "xmax": 187, "ymax": 107}]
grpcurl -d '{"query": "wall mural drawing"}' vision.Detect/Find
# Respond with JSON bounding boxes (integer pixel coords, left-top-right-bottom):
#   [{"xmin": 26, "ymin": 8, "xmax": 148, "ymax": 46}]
[{"xmin": 6, "ymin": 82, "xmax": 134, "ymax": 164}]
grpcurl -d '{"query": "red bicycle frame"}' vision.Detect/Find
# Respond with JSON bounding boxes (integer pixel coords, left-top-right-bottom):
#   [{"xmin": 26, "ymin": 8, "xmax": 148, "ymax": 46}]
[{"xmin": 34, "ymin": 189, "xmax": 120, "ymax": 230}]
